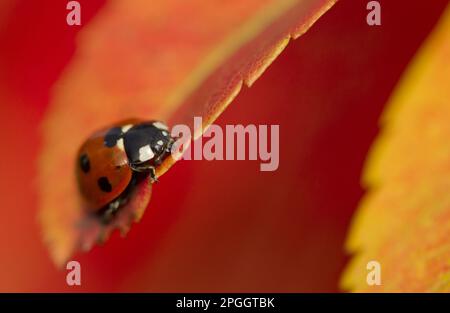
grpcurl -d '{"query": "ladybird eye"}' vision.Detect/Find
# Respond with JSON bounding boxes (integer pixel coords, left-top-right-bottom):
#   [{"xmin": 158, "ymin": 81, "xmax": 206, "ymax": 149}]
[
  {"xmin": 79, "ymin": 153, "xmax": 90, "ymax": 173},
  {"xmin": 153, "ymin": 144, "xmax": 162, "ymax": 152},
  {"xmin": 154, "ymin": 139, "xmax": 165, "ymax": 151}
]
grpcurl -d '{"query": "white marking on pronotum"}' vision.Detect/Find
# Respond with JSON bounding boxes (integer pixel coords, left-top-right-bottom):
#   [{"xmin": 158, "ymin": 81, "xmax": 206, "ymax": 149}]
[
  {"xmin": 138, "ymin": 145, "xmax": 154, "ymax": 162},
  {"xmin": 153, "ymin": 121, "xmax": 169, "ymax": 131},
  {"xmin": 121, "ymin": 124, "xmax": 133, "ymax": 133},
  {"xmin": 116, "ymin": 138, "xmax": 125, "ymax": 151},
  {"xmin": 162, "ymin": 130, "xmax": 169, "ymax": 137},
  {"xmin": 157, "ymin": 140, "xmax": 164, "ymax": 146}
]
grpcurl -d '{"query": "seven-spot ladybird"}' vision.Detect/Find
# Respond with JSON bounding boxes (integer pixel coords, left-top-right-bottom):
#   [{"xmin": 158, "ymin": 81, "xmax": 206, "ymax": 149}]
[{"xmin": 76, "ymin": 119, "xmax": 175, "ymax": 223}]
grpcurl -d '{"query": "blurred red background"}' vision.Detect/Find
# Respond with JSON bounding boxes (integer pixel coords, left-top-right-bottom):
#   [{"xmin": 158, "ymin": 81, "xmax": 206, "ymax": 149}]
[{"xmin": 0, "ymin": 0, "xmax": 447, "ymax": 291}]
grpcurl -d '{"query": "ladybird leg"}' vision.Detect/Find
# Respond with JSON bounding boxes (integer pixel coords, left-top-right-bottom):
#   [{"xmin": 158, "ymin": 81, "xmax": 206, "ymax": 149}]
[
  {"xmin": 153, "ymin": 154, "xmax": 164, "ymax": 166},
  {"xmin": 130, "ymin": 163, "xmax": 158, "ymax": 184},
  {"xmin": 130, "ymin": 162, "xmax": 149, "ymax": 172},
  {"xmin": 99, "ymin": 199, "xmax": 121, "ymax": 224},
  {"xmin": 149, "ymin": 166, "xmax": 158, "ymax": 183},
  {"xmin": 130, "ymin": 162, "xmax": 159, "ymax": 183},
  {"xmin": 101, "ymin": 209, "xmax": 114, "ymax": 225}
]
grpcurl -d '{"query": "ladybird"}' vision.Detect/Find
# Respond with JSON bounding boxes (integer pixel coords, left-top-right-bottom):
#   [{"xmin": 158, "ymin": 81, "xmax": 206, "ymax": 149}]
[{"xmin": 76, "ymin": 119, "xmax": 175, "ymax": 223}]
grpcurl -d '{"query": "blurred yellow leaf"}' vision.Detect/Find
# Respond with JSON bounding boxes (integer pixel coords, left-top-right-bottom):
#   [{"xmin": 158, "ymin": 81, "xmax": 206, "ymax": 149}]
[{"xmin": 341, "ymin": 4, "xmax": 450, "ymax": 292}]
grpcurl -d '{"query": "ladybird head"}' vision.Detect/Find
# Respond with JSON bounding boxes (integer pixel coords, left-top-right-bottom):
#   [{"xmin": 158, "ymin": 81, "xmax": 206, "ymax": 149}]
[{"xmin": 122, "ymin": 121, "xmax": 174, "ymax": 169}]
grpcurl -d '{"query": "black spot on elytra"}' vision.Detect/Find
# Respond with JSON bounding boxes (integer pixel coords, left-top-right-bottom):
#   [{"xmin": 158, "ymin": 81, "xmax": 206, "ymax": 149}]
[
  {"xmin": 95, "ymin": 172, "xmax": 147, "ymax": 224},
  {"xmin": 104, "ymin": 127, "xmax": 123, "ymax": 147},
  {"xmin": 98, "ymin": 176, "xmax": 112, "ymax": 192},
  {"xmin": 79, "ymin": 153, "xmax": 90, "ymax": 173}
]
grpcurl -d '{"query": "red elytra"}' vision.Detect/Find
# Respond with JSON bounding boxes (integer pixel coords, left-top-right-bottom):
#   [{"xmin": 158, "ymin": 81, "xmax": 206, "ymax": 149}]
[{"xmin": 76, "ymin": 122, "xmax": 135, "ymax": 212}]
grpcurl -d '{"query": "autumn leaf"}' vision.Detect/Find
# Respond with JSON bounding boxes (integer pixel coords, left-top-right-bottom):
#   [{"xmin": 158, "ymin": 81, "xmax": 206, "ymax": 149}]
[
  {"xmin": 341, "ymin": 4, "xmax": 450, "ymax": 292},
  {"xmin": 38, "ymin": 0, "xmax": 337, "ymax": 267},
  {"xmin": 2, "ymin": 0, "xmax": 447, "ymax": 292}
]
